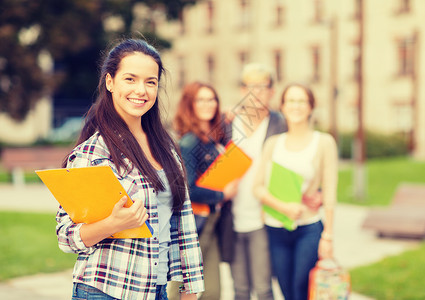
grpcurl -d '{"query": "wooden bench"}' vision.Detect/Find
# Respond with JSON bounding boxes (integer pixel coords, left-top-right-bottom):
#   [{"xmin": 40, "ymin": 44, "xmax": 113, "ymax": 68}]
[
  {"xmin": 1, "ymin": 146, "xmax": 73, "ymax": 186},
  {"xmin": 362, "ymin": 183, "xmax": 425, "ymax": 239}
]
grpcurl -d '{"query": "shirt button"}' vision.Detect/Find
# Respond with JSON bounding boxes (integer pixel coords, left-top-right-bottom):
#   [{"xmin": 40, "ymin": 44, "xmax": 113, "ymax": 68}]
[
  {"xmin": 185, "ymin": 273, "xmax": 189, "ymax": 277},
  {"xmin": 154, "ymin": 262, "xmax": 157, "ymax": 265},
  {"xmin": 153, "ymin": 283, "xmax": 156, "ymax": 287},
  {"xmin": 152, "ymin": 190, "xmax": 156, "ymax": 193},
  {"xmin": 154, "ymin": 237, "xmax": 157, "ymax": 241}
]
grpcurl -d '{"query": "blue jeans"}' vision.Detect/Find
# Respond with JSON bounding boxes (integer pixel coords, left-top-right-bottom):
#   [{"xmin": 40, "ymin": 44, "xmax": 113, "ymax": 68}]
[
  {"xmin": 72, "ymin": 283, "xmax": 118, "ymax": 299},
  {"xmin": 72, "ymin": 283, "xmax": 168, "ymax": 300},
  {"xmin": 266, "ymin": 221, "xmax": 323, "ymax": 300},
  {"xmin": 155, "ymin": 284, "xmax": 168, "ymax": 300}
]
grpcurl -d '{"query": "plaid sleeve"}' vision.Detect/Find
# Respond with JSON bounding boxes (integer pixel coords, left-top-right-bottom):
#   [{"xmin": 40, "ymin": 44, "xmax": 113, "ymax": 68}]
[
  {"xmin": 163, "ymin": 149, "xmax": 204, "ymax": 293},
  {"xmin": 55, "ymin": 149, "xmax": 97, "ymax": 254},
  {"xmin": 168, "ymin": 195, "xmax": 204, "ymax": 294},
  {"xmin": 180, "ymin": 198, "xmax": 204, "ymax": 294}
]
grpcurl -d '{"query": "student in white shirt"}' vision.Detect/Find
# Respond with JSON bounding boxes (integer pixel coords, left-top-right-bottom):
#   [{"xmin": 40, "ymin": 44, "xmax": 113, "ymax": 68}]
[{"xmin": 229, "ymin": 63, "xmax": 286, "ymax": 300}]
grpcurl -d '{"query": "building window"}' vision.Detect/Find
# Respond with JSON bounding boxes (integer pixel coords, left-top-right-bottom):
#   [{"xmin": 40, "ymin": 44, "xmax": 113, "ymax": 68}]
[
  {"xmin": 311, "ymin": 46, "xmax": 321, "ymax": 82},
  {"xmin": 353, "ymin": 0, "xmax": 361, "ymax": 20},
  {"xmin": 206, "ymin": 0, "xmax": 214, "ymax": 34},
  {"xmin": 397, "ymin": 0, "xmax": 411, "ymax": 14},
  {"xmin": 239, "ymin": 0, "xmax": 251, "ymax": 30},
  {"xmin": 274, "ymin": 2, "xmax": 285, "ymax": 27},
  {"xmin": 350, "ymin": 40, "xmax": 361, "ymax": 81},
  {"xmin": 239, "ymin": 51, "xmax": 249, "ymax": 68},
  {"xmin": 207, "ymin": 54, "xmax": 215, "ymax": 83},
  {"xmin": 313, "ymin": 0, "xmax": 324, "ymax": 23},
  {"xmin": 393, "ymin": 102, "xmax": 412, "ymax": 133},
  {"xmin": 238, "ymin": 51, "xmax": 250, "ymax": 83},
  {"xmin": 177, "ymin": 56, "xmax": 186, "ymax": 89},
  {"xmin": 274, "ymin": 50, "xmax": 283, "ymax": 82},
  {"xmin": 353, "ymin": 54, "xmax": 360, "ymax": 81},
  {"xmin": 397, "ymin": 37, "xmax": 414, "ymax": 76},
  {"xmin": 178, "ymin": 10, "xmax": 186, "ymax": 35}
]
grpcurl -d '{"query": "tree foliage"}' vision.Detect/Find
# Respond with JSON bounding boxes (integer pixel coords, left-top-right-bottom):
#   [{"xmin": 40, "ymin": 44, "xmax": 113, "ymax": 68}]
[{"xmin": 0, "ymin": 0, "xmax": 196, "ymax": 121}]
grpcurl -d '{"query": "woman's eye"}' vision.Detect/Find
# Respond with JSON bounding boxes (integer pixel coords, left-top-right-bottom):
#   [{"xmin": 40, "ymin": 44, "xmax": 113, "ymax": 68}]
[
  {"xmin": 125, "ymin": 78, "xmax": 135, "ymax": 82},
  {"xmin": 147, "ymin": 81, "xmax": 158, "ymax": 86}
]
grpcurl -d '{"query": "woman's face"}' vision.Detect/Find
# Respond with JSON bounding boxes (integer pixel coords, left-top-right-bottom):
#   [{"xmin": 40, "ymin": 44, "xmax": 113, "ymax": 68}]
[
  {"xmin": 105, "ymin": 52, "xmax": 159, "ymax": 125},
  {"xmin": 193, "ymin": 87, "xmax": 218, "ymax": 123},
  {"xmin": 281, "ymin": 86, "xmax": 312, "ymax": 124}
]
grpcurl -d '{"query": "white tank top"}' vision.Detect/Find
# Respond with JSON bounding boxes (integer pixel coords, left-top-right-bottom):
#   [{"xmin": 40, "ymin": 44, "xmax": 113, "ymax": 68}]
[{"xmin": 264, "ymin": 131, "xmax": 320, "ymax": 227}]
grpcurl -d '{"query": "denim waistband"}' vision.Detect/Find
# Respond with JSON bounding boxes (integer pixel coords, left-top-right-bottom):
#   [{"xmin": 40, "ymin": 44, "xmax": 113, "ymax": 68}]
[{"xmin": 74, "ymin": 283, "xmax": 99, "ymax": 293}]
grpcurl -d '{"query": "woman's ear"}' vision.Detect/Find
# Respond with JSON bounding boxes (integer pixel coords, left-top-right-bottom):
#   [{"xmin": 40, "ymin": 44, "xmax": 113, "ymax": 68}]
[{"xmin": 105, "ymin": 73, "xmax": 113, "ymax": 92}]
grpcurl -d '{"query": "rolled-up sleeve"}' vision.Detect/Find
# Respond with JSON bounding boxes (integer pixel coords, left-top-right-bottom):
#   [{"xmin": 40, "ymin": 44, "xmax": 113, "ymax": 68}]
[
  {"xmin": 55, "ymin": 150, "xmax": 97, "ymax": 254},
  {"xmin": 56, "ymin": 208, "xmax": 97, "ymax": 254}
]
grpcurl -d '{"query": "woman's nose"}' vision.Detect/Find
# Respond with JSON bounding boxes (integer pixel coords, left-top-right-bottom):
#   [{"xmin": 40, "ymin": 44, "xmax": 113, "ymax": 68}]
[{"xmin": 135, "ymin": 82, "xmax": 147, "ymax": 95}]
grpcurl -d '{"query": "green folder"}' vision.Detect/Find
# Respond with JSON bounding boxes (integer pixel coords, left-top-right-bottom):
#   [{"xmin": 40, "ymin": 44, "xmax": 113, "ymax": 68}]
[{"xmin": 264, "ymin": 161, "xmax": 304, "ymax": 230}]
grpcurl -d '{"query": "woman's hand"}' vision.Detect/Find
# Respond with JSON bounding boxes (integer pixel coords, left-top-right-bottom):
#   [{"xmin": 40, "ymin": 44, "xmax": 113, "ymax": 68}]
[
  {"xmin": 302, "ymin": 191, "xmax": 323, "ymax": 211},
  {"xmin": 318, "ymin": 237, "xmax": 333, "ymax": 259},
  {"xmin": 80, "ymin": 196, "xmax": 149, "ymax": 247},
  {"xmin": 108, "ymin": 196, "xmax": 149, "ymax": 232},
  {"xmin": 223, "ymin": 179, "xmax": 240, "ymax": 201},
  {"xmin": 180, "ymin": 293, "xmax": 197, "ymax": 300},
  {"xmin": 278, "ymin": 202, "xmax": 306, "ymax": 220}
]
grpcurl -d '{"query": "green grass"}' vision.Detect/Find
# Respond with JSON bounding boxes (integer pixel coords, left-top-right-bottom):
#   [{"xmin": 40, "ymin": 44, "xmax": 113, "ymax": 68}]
[
  {"xmin": 337, "ymin": 157, "xmax": 425, "ymax": 299},
  {"xmin": 0, "ymin": 211, "xmax": 76, "ymax": 281},
  {"xmin": 338, "ymin": 157, "xmax": 425, "ymax": 206},
  {"xmin": 0, "ymin": 170, "xmax": 42, "ymax": 183},
  {"xmin": 0, "ymin": 172, "xmax": 9, "ymax": 182},
  {"xmin": 350, "ymin": 242, "xmax": 425, "ymax": 300}
]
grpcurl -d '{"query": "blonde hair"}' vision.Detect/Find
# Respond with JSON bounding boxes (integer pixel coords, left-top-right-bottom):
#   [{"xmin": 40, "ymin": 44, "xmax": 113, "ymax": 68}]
[{"xmin": 240, "ymin": 63, "xmax": 274, "ymax": 87}]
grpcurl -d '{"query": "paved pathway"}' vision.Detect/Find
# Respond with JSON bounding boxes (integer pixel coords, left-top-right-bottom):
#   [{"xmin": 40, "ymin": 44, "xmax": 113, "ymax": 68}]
[{"xmin": 0, "ymin": 184, "xmax": 420, "ymax": 299}]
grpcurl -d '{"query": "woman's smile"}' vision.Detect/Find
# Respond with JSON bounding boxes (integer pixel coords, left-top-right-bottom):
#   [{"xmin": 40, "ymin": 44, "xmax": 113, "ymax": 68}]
[{"xmin": 128, "ymin": 97, "xmax": 148, "ymax": 105}]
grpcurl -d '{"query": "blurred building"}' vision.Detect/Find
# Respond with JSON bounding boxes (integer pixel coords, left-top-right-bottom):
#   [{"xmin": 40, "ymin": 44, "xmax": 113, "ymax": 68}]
[
  {"xmin": 0, "ymin": 96, "xmax": 52, "ymax": 145},
  {"xmin": 156, "ymin": 0, "xmax": 425, "ymax": 159}
]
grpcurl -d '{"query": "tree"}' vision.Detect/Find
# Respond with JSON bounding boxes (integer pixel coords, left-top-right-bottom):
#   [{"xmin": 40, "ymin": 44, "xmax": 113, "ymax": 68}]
[{"xmin": 0, "ymin": 0, "xmax": 196, "ymax": 121}]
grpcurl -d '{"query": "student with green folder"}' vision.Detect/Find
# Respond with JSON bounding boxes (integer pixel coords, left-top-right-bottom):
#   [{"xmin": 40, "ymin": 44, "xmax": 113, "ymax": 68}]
[
  {"xmin": 264, "ymin": 161, "xmax": 304, "ymax": 231},
  {"xmin": 254, "ymin": 83, "xmax": 338, "ymax": 300}
]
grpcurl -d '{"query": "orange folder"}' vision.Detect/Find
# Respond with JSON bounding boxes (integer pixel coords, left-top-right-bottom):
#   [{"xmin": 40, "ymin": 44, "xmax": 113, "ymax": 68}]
[
  {"xmin": 35, "ymin": 166, "xmax": 153, "ymax": 239},
  {"xmin": 195, "ymin": 141, "xmax": 252, "ymax": 192}
]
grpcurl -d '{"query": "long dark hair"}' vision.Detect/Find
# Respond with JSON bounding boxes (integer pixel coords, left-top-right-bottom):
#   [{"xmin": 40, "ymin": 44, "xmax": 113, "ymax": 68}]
[
  {"xmin": 174, "ymin": 81, "xmax": 224, "ymax": 143},
  {"xmin": 66, "ymin": 39, "xmax": 186, "ymax": 212}
]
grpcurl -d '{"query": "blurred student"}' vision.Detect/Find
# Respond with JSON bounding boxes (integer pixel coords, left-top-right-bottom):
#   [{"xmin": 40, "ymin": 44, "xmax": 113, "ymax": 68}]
[
  {"xmin": 56, "ymin": 38, "xmax": 203, "ymax": 300},
  {"xmin": 229, "ymin": 63, "xmax": 287, "ymax": 300},
  {"xmin": 253, "ymin": 83, "xmax": 337, "ymax": 300},
  {"xmin": 173, "ymin": 81, "xmax": 239, "ymax": 300}
]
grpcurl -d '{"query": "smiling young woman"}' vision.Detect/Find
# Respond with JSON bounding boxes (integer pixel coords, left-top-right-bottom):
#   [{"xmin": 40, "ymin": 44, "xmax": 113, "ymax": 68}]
[{"xmin": 57, "ymin": 39, "xmax": 204, "ymax": 300}]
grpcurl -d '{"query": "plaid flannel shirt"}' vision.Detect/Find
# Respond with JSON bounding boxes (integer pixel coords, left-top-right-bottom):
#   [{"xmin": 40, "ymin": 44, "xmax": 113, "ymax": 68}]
[{"xmin": 56, "ymin": 132, "xmax": 204, "ymax": 300}]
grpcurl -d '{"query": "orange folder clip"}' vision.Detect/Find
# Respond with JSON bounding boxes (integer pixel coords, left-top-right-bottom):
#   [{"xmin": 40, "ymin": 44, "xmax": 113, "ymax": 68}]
[
  {"xmin": 195, "ymin": 141, "xmax": 252, "ymax": 192},
  {"xmin": 35, "ymin": 166, "xmax": 153, "ymax": 239}
]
